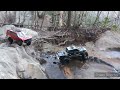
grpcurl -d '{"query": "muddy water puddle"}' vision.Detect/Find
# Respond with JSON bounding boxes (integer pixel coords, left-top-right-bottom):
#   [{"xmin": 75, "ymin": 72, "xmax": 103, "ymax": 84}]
[
  {"xmin": 39, "ymin": 43, "xmax": 120, "ymax": 79},
  {"xmin": 40, "ymin": 53, "xmax": 66, "ymax": 79},
  {"xmin": 106, "ymin": 48, "xmax": 120, "ymax": 58},
  {"xmin": 105, "ymin": 51, "xmax": 120, "ymax": 58},
  {"xmin": 40, "ymin": 52, "xmax": 86, "ymax": 79}
]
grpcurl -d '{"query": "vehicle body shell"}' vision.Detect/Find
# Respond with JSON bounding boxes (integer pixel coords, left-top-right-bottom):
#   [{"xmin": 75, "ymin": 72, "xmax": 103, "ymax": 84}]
[
  {"xmin": 6, "ymin": 29, "xmax": 32, "ymax": 46},
  {"xmin": 56, "ymin": 46, "xmax": 88, "ymax": 65}
]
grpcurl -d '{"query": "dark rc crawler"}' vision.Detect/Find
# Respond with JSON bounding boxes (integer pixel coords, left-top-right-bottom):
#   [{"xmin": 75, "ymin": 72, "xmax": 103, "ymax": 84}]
[{"xmin": 53, "ymin": 45, "xmax": 88, "ymax": 65}]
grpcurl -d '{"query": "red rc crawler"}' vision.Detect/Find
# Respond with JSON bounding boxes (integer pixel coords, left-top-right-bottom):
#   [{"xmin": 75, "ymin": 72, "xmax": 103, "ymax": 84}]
[{"xmin": 6, "ymin": 29, "xmax": 32, "ymax": 46}]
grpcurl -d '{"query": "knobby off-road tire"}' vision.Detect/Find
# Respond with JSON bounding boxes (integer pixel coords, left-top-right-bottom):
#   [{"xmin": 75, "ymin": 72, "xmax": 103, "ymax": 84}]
[
  {"xmin": 60, "ymin": 57, "xmax": 70, "ymax": 65},
  {"xmin": 17, "ymin": 40, "xmax": 23, "ymax": 46},
  {"xmin": 26, "ymin": 39, "xmax": 31, "ymax": 46},
  {"xmin": 8, "ymin": 37, "xmax": 13, "ymax": 44},
  {"xmin": 81, "ymin": 51, "xmax": 89, "ymax": 61}
]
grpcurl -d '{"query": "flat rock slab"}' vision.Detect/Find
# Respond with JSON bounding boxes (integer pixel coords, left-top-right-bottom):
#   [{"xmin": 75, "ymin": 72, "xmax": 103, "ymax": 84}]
[{"xmin": 0, "ymin": 43, "xmax": 47, "ymax": 79}]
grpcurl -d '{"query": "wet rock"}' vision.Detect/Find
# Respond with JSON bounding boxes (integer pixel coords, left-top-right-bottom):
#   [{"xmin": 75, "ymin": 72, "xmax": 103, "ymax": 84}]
[
  {"xmin": 16, "ymin": 63, "xmax": 25, "ymax": 79},
  {"xmin": 0, "ymin": 43, "xmax": 47, "ymax": 79},
  {"xmin": 95, "ymin": 31, "xmax": 120, "ymax": 50},
  {"xmin": 16, "ymin": 63, "xmax": 47, "ymax": 79},
  {"xmin": 24, "ymin": 63, "xmax": 47, "ymax": 79},
  {"xmin": 36, "ymin": 58, "xmax": 47, "ymax": 65}
]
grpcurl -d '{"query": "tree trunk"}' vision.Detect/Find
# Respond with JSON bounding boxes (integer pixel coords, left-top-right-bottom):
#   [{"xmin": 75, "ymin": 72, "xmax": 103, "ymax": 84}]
[
  {"xmin": 5, "ymin": 11, "xmax": 8, "ymax": 23},
  {"xmin": 18, "ymin": 11, "xmax": 21, "ymax": 26},
  {"xmin": 20, "ymin": 11, "xmax": 27, "ymax": 25},
  {"xmin": 40, "ymin": 11, "xmax": 46, "ymax": 31},
  {"xmin": 13, "ymin": 11, "xmax": 16, "ymax": 24},
  {"xmin": 79, "ymin": 11, "xmax": 85, "ymax": 27},
  {"xmin": 51, "ymin": 11, "xmax": 56, "ymax": 27},
  {"xmin": 103, "ymin": 11, "xmax": 110, "ymax": 28},
  {"xmin": 77, "ymin": 12, "xmax": 81, "ymax": 26},
  {"xmin": 34, "ymin": 11, "xmax": 37, "ymax": 29},
  {"xmin": 67, "ymin": 11, "xmax": 72, "ymax": 28},
  {"xmin": 117, "ymin": 11, "xmax": 120, "ymax": 26},
  {"xmin": 73, "ymin": 11, "xmax": 77, "ymax": 26},
  {"xmin": 107, "ymin": 11, "xmax": 109, "ymax": 18},
  {"xmin": 59, "ymin": 11, "xmax": 64, "ymax": 27},
  {"xmin": 30, "ymin": 11, "xmax": 34, "ymax": 25},
  {"xmin": 93, "ymin": 11, "xmax": 102, "ymax": 27}
]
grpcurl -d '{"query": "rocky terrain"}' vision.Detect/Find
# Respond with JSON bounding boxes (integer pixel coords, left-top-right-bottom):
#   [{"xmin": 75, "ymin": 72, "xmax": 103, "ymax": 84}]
[
  {"xmin": 1, "ymin": 25, "xmax": 120, "ymax": 79},
  {"xmin": 33, "ymin": 29, "xmax": 120, "ymax": 79},
  {"xmin": 0, "ymin": 25, "xmax": 47, "ymax": 79}
]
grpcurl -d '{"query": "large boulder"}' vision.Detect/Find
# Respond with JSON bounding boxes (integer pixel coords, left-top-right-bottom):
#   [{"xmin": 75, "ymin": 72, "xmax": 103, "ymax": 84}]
[
  {"xmin": 61, "ymin": 61, "xmax": 119, "ymax": 79},
  {"xmin": 0, "ymin": 25, "xmax": 15, "ymax": 38},
  {"xmin": 95, "ymin": 31, "xmax": 120, "ymax": 50},
  {"xmin": 0, "ymin": 43, "xmax": 47, "ymax": 79},
  {"xmin": 0, "ymin": 25, "xmax": 38, "ymax": 39},
  {"xmin": 73, "ymin": 62, "xmax": 118, "ymax": 79}
]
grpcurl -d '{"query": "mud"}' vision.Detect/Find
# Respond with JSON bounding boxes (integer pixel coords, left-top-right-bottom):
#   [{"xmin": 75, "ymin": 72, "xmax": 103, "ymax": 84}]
[{"xmin": 40, "ymin": 53, "xmax": 66, "ymax": 79}]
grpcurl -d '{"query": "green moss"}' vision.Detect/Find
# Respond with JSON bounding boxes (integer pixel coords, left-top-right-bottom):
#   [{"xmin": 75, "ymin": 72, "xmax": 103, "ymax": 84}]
[
  {"xmin": 112, "ymin": 24, "xmax": 118, "ymax": 31},
  {"xmin": 101, "ymin": 17, "xmax": 111, "ymax": 28}
]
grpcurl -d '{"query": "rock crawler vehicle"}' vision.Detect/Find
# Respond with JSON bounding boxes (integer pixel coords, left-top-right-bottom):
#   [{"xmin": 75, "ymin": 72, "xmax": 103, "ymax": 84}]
[
  {"xmin": 6, "ymin": 29, "xmax": 32, "ymax": 46},
  {"xmin": 55, "ymin": 45, "xmax": 88, "ymax": 65}
]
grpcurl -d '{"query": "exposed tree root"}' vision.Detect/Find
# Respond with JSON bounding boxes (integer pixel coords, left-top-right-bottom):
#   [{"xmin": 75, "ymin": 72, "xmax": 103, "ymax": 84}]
[{"xmin": 42, "ymin": 27, "xmax": 111, "ymax": 46}]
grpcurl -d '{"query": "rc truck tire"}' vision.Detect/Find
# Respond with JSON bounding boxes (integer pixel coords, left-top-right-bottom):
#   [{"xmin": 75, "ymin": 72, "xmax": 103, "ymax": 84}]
[
  {"xmin": 60, "ymin": 58, "xmax": 70, "ymax": 65},
  {"xmin": 82, "ymin": 52, "xmax": 88, "ymax": 60},
  {"xmin": 26, "ymin": 39, "xmax": 31, "ymax": 46},
  {"xmin": 8, "ymin": 37, "xmax": 13, "ymax": 44},
  {"xmin": 17, "ymin": 40, "xmax": 23, "ymax": 46}
]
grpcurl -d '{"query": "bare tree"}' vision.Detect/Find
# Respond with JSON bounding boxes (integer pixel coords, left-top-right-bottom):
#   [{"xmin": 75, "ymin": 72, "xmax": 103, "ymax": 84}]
[
  {"xmin": 79, "ymin": 11, "xmax": 86, "ymax": 27},
  {"xmin": 51, "ymin": 11, "xmax": 56, "ymax": 27},
  {"xmin": 107, "ymin": 11, "xmax": 109, "ymax": 18},
  {"xmin": 77, "ymin": 12, "xmax": 81, "ymax": 26},
  {"xmin": 117, "ymin": 11, "xmax": 120, "ymax": 27},
  {"xmin": 34, "ymin": 11, "xmax": 37, "ymax": 29},
  {"xmin": 30, "ymin": 11, "xmax": 34, "ymax": 28},
  {"xmin": 5, "ymin": 11, "xmax": 8, "ymax": 23},
  {"xmin": 73, "ymin": 11, "xmax": 77, "ymax": 26},
  {"xmin": 37, "ymin": 11, "xmax": 44, "ymax": 19},
  {"xmin": 93, "ymin": 11, "xmax": 102, "ymax": 27},
  {"xmin": 13, "ymin": 11, "xmax": 16, "ymax": 23},
  {"xmin": 59, "ymin": 11, "xmax": 64, "ymax": 27},
  {"xmin": 40, "ymin": 11, "xmax": 46, "ymax": 31},
  {"xmin": 18, "ymin": 11, "xmax": 21, "ymax": 25},
  {"xmin": 20, "ymin": 11, "xmax": 27, "ymax": 25},
  {"xmin": 67, "ymin": 11, "xmax": 72, "ymax": 28}
]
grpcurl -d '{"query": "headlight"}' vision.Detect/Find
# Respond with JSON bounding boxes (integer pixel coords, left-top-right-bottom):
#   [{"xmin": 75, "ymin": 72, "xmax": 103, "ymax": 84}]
[{"xmin": 82, "ymin": 47, "xmax": 87, "ymax": 51}]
